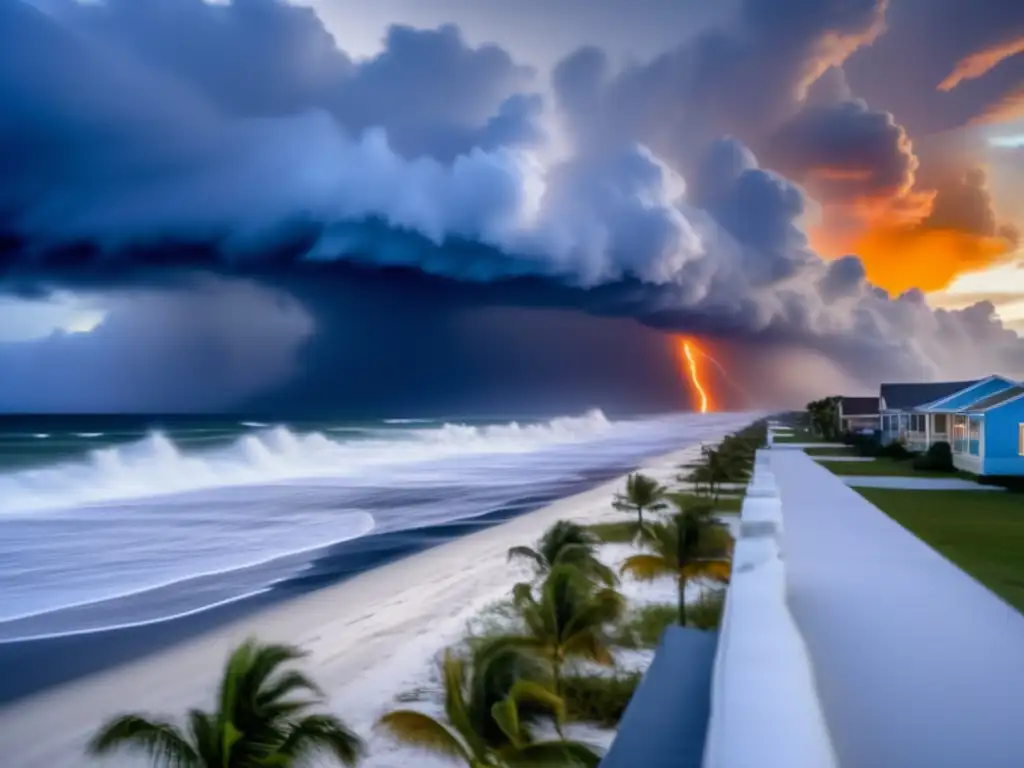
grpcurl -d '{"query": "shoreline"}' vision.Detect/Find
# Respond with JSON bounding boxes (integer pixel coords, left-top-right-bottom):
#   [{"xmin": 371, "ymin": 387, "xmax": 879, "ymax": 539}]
[
  {"xmin": 0, "ymin": 467, "xmax": 627, "ymax": 704},
  {"xmin": 0, "ymin": 439, "xmax": 730, "ymax": 768}
]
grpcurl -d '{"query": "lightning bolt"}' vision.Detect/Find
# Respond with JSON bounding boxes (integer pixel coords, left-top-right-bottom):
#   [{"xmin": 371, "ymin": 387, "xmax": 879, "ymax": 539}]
[{"xmin": 679, "ymin": 337, "xmax": 713, "ymax": 413}]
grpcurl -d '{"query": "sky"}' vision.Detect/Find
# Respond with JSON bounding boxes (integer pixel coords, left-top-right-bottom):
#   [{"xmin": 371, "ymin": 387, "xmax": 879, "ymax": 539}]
[{"xmin": 0, "ymin": 0, "xmax": 1022, "ymax": 414}]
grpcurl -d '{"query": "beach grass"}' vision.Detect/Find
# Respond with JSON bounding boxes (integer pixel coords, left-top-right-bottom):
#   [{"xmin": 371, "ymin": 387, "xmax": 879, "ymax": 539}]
[
  {"xmin": 687, "ymin": 587, "xmax": 726, "ymax": 630},
  {"xmin": 608, "ymin": 603, "xmax": 677, "ymax": 649},
  {"xmin": 671, "ymin": 492, "xmax": 744, "ymax": 513},
  {"xmin": 588, "ymin": 496, "xmax": 741, "ymax": 544},
  {"xmin": 858, "ymin": 488, "xmax": 1024, "ymax": 614},
  {"xmin": 584, "ymin": 520, "xmax": 638, "ymax": 543},
  {"xmin": 562, "ymin": 671, "xmax": 643, "ymax": 728}
]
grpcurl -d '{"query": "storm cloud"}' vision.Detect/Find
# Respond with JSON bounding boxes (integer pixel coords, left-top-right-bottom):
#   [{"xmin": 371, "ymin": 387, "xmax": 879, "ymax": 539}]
[{"xmin": 1, "ymin": 0, "xmax": 1022, "ymax": 412}]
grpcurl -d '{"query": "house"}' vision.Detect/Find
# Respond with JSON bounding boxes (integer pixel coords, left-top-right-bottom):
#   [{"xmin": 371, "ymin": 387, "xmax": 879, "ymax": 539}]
[
  {"xmin": 915, "ymin": 377, "xmax": 1024, "ymax": 476},
  {"xmin": 913, "ymin": 375, "xmax": 1020, "ymax": 453},
  {"xmin": 837, "ymin": 396, "xmax": 879, "ymax": 433},
  {"xmin": 879, "ymin": 380, "xmax": 978, "ymax": 449}
]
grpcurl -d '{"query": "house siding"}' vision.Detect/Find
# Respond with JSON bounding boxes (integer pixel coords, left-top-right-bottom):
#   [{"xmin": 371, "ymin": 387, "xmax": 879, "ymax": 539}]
[
  {"xmin": 982, "ymin": 398, "xmax": 1024, "ymax": 477},
  {"xmin": 931, "ymin": 378, "xmax": 1016, "ymax": 411}
]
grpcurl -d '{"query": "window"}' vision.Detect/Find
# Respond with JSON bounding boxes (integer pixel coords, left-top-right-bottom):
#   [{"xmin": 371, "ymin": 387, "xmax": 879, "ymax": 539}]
[
  {"xmin": 934, "ymin": 414, "xmax": 948, "ymax": 433},
  {"xmin": 968, "ymin": 416, "xmax": 982, "ymax": 456},
  {"xmin": 952, "ymin": 415, "xmax": 967, "ymax": 453}
]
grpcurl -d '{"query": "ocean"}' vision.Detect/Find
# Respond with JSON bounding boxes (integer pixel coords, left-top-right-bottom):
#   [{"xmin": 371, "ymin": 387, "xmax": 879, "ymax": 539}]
[{"xmin": 0, "ymin": 409, "xmax": 746, "ymax": 702}]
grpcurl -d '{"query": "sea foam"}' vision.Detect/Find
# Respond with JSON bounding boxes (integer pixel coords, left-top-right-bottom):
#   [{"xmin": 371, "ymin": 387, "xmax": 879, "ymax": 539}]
[{"xmin": 0, "ymin": 410, "xmax": 612, "ymax": 514}]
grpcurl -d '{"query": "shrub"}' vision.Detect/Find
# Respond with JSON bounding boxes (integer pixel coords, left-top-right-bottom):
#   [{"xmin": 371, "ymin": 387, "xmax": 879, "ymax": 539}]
[
  {"xmin": 586, "ymin": 521, "xmax": 637, "ymax": 544},
  {"xmin": 877, "ymin": 440, "xmax": 912, "ymax": 460},
  {"xmin": 848, "ymin": 431, "xmax": 881, "ymax": 457},
  {"xmin": 913, "ymin": 441, "xmax": 954, "ymax": 472},
  {"xmin": 562, "ymin": 671, "xmax": 642, "ymax": 727},
  {"xmin": 608, "ymin": 603, "xmax": 677, "ymax": 649},
  {"xmin": 687, "ymin": 588, "xmax": 726, "ymax": 630}
]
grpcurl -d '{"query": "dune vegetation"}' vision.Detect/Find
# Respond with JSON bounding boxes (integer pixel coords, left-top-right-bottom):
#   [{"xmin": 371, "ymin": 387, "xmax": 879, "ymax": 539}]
[{"xmin": 87, "ymin": 420, "xmax": 765, "ymax": 767}]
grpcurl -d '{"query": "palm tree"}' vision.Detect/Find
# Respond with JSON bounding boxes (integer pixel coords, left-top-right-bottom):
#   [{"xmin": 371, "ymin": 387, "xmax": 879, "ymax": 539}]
[
  {"xmin": 619, "ymin": 508, "xmax": 733, "ymax": 627},
  {"xmin": 88, "ymin": 637, "xmax": 363, "ymax": 767},
  {"xmin": 377, "ymin": 643, "xmax": 600, "ymax": 767},
  {"xmin": 806, "ymin": 396, "xmax": 841, "ymax": 440},
  {"xmin": 612, "ymin": 473, "xmax": 667, "ymax": 534},
  {"xmin": 509, "ymin": 565, "xmax": 625, "ymax": 695},
  {"xmin": 507, "ymin": 520, "xmax": 616, "ymax": 587}
]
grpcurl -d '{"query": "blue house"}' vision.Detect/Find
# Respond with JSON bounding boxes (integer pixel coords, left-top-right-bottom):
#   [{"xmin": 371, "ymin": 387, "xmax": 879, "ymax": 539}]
[
  {"xmin": 879, "ymin": 380, "xmax": 978, "ymax": 449},
  {"xmin": 912, "ymin": 375, "xmax": 1020, "ymax": 454},
  {"xmin": 943, "ymin": 384, "xmax": 1024, "ymax": 477}
]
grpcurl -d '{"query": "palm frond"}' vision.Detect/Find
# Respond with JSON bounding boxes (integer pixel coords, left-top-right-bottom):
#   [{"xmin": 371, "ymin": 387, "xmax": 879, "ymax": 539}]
[
  {"xmin": 619, "ymin": 554, "xmax": 674, "ymax": 581},
  {"xmin": 508, "ymin": 545, "xmax": 547, "ymax": 569},
  {"xmin": 503, "ymin": 739, "xmax": 602, "ymax": 767},
  {"xmin": 683, "ymin": 558, "xmax": 733, "ymax": 584},
  {"xmin": 87, "ymin": 715, "xmax": 199, "ymax": 768},
  {"xmin": 244, "ymin": 641, "xmax": 309, "ymax": 700},
  {"xmin": 440, "ymin": 650, "xmax": 487, "ymax": 757},
  {"xmin": 561, "ymin": 629, "xmax": 614, "ymax": 666},
  {"xmin": 277, "ymin": 713, "xmax": 364, "ymax": 766},
  {"xmin": 376, "ymin": 710, "xmax": 471, "ymax": 763},
  {"xmin": 507, "ymin": 680, "xmax": 565, "ymax": 724},
  {"xmin": 490, "ymin": 697, "xmax": 523, "ymax": 749},
  {"xmin": 255, "ymin": 669, "xmax": 324, "ymax": 709}
]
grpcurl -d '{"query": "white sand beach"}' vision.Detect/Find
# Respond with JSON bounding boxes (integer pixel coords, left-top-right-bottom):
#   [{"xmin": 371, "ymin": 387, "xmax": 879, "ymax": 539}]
[{"xmin": 0, "ymin": 440, "xmax": 735, "ymax": 768}]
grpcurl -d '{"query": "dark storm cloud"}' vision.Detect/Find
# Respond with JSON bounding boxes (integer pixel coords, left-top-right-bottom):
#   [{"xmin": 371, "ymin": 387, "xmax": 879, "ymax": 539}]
[
  {"xmin": 925, "ymin": 168, "xmax": 1020, "ymax": 245},
  {"xmin": 552, "ymin": 0, "xmax": 888, "ymax": 166},
  {"xmin": 765, "ymin": 99, "xmax": 919, "ymax": 210},
  {"xmin": 845, "ymin": 0, "xmax": 1024, "ymax": 134},
  {"xmin": 0, "ymin": 277, "xmax": 314, "ymax": 412},
  {"xmin": 1, "ymin": 0, "xmax": 1023, "ymax": 414},
  {"xmin": 45, "ymin": 0, "xmax": 540, "ymax": 162}
]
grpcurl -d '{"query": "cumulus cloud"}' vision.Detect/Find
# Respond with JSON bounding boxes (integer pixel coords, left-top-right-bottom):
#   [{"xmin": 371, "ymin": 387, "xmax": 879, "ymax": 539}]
[
  {"xmin": 766, "ymin": 99, "xmax": 922, "ymax": 217},
  {"xmin": 1, "ymin": 0, "xmax": 1022, "ymax": 411}
]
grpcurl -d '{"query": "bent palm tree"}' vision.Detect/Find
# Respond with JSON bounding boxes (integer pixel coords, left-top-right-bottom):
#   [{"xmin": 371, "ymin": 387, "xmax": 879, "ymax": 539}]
[
  {"xmin": 510, "ymin": 565, "xmax": 625, "ymax": 695},
  {"xmin": 620, "ymin": 509, "xmax": 732, "ymax": 627},
  {"xmin": 88, "ymin": 637, "xmax": 363, "ymax": 767},
  {"xmin": 507, "ymin": 521, "xmax": 616, "ymax": 587},
  {"xmin": 611, "ymin": 473, "xmax": 667, "ymax": 535},
  {"xmin": 377, "ymin": 643, "xmax": 599, "ymax": 767}
]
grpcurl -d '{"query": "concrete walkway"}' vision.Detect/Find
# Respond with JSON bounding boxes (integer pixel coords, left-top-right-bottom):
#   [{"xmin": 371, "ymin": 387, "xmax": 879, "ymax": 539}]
[
  {"xmin": 840, "ymin": 476, "xmax": 1004, "ymax": 491},
  {"xmin": 809, "ymin": 456, "xmax": 875, "ymax": 462},
  {"xmin": 772, "ymin": 450, "xmax": 1024, "ymax": 768},
  {"xmin": 773, "ymin": 442, "xmax": 846, "ymax": 449}
]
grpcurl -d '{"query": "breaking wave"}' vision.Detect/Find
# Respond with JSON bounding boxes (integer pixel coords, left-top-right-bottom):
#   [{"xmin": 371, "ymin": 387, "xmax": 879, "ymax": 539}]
[{"xmin": 0, "ymin": 409, "xmax": 613, "ymax": 514}]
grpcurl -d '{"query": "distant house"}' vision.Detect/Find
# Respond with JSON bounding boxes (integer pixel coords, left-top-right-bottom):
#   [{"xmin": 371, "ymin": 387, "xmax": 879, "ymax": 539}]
[
  {"xmin": 914, "ymin": 376, "xmax": 1024, "ymax": 476},
  {"xmin": 837, "ymin": 396, "xmax": 879, "ymax": 433},
  {"xmin": 879, "ymin": 380, "xmax": 978, "ymax": 449}
]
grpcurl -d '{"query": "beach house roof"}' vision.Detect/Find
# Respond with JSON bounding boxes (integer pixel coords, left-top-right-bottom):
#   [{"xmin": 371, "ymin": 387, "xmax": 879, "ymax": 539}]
[
  {"xmin": 963, "ymin": 385, "xmax": 1024, "ymax": 413},
  {"xmin": 915, "ymin": 375, "xmax": 1020, "ymax": 412},
  {"xmin": 879, "ymin": 380, "xmax": 978, "ymax": 411},
  {"xmin": 839, "ymin": 396, "xmax": 878, "ymax": 416}
]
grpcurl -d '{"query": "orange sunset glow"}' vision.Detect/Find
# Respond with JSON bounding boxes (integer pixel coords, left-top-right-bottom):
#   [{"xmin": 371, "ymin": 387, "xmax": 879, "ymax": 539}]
[
  {"xmin": 812, "ymin": 226, "xmax": 1017, "ymax": 295},
  {"xmin": 677, "ymin": 337, "xmax": 713, "ymax": 413}
]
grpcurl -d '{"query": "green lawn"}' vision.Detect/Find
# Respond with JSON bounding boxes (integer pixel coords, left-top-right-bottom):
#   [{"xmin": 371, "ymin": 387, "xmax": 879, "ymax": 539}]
[
  {"xmin": 817, "ymin": 457, "xmax": 972, "ymax": 479},
  {"xmin": 857, "ymin": 488, "xmax": 1024, "ymax": 613},
  {"xmin": 774, "ymin": 428, "xmax": 825, "ymax": 443},
  {"xmin": 803, "ymin": 446, "xmax": 857, "ymax": 456}
]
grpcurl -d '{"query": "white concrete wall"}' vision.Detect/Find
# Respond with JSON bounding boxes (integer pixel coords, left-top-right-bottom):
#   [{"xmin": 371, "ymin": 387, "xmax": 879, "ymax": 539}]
[{"xmin": 702, "ymin": 450, "xmax": 837, "ymax": 768}]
